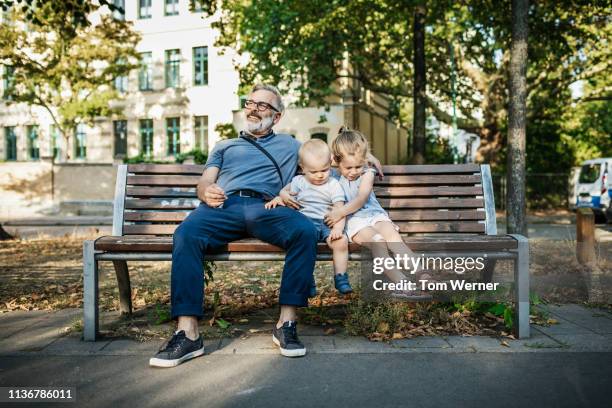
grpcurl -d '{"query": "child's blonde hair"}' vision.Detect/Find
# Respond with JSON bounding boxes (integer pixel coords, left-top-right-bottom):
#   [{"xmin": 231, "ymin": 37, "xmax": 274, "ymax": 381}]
[
  {"xmin": 299, "ymin": 138, "xmax": 331, "ymax": 165},
  {"xmin": 331, "ymin": 126, "xmax": 369, "ymax": 163}
]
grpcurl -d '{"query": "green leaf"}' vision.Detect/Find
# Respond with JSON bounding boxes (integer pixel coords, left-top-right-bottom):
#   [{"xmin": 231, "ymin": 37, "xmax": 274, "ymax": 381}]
[
  {"xmin": 503, "ymin": 307, "xmax": 514, "ymax": 329},
  {"xmin": 216, "ymin": 318, "xmax": 230, "ymax": 329},
  {"xmin": 487, "ymin": 303, "xmax": 506, "ymax": 316}
]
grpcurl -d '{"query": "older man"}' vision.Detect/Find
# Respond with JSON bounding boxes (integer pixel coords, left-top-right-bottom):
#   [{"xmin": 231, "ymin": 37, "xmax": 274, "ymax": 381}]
[{"xmin": 150, "ymin": 84, "xmax": 381, "ymax": 367}]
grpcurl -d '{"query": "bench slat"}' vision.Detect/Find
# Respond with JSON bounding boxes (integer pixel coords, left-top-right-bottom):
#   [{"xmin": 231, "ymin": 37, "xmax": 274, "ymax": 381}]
[
  {"xmin": 126, "ymin": 187, "xmax": 197, "ymax": 198},
  {"xmin": 95, "ymin": 235, "xmax": 517, "ymax": 252},
  {"xmin": 122, "ymin": 221, "xmax": 486, "ymax": 235},
  {"xmin": 378, "ymin": 198, "xmax": 484, "ymax": 209},
  {"xmin": 128, "ymin": 164, "xmax": 205, "ymax": 174},
  {"xmin": 127, "ymin": 175, "xmax": 201, "ymax": 186},
  {"xmin": 374, "ymin": 175, "xmax": 482, "ymax": 186},
  {"xmin": 374, "ymin": 186, "xmax": 483, "ymax": 197},
  {"xmin": 386, "ymin": 210, "xmax": 486, "ymax": 221},
  {"xmin": 124, "ymin": 199, "xmax": 200, "ymax": 210},
  {"xmin": 379, "ymin": 164, "xmax": 480, "ymax": 174},
  {"xmin": 124, "ymin": 212, "xmax": 191, "ymax": 222}
]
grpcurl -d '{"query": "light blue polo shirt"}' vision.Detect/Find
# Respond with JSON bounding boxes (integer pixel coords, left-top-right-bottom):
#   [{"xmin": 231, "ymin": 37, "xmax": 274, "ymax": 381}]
[{"xmin": 204, "ymin": 131, "xmax": 301, "ymax": 198}]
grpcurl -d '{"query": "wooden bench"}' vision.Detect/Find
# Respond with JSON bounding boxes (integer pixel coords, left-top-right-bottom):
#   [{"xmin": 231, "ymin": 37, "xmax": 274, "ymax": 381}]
[{"xmin": 83, "ymin": 163, "xmax": 529, "ymax": 341}]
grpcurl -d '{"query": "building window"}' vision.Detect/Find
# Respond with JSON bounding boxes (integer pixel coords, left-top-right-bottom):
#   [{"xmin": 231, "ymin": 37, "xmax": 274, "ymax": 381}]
[
  {"xmin": 139, "ymin": 52, "xmax": 153, "ymax": 91},
  {"xmin": 165, "ymin": 49, "xmax": 181, "ymax": 88},
  {"xmin": 193, "ymin": 46, "xmax": 208, "ymax": 86},
  {"xmin": 3, "ymin": 65, "xmax": 14, "ymax": 101},
  {"xmin": 140, "ymin": 119, "xmax": 154, "ymax": 158},
  {"xmin": 166, "ymin": 117, "xmax": 180, "ymax": 156},
  {"xmin": 193, "ymin": 116, "xmax": 208, "ymax": 152},
  {"xmin": 4, "ymin": 127, "xmax": 17, "ymax": 161},
  {"xmin": 311, "ymin": 133, "xmax": 328, "ymax": 143},
  {"xmin": 114, "ymin": 58, "xmax": 128, "ymax": 93},
  {"xmin": 138, "ymin": 0, "xmax": 152, "ymax": 19},
  {"xmin": 50, "ymin": 125, "xmax": 60, "ymax": 160},
  {"xmin": 113, "ymin": 120, "xmax": 128, "ymax": 158},
  {"xmin": 165, "ymin": 0, "xmax": 179, "ymax": 16},
  {"xmin": 27, "ymin": 125, "xmax": 40, "ymax": 160},
  {"xmin": 112, "ymin": 0, "xmax": 125, "ymax": 20},
  {"xmin": 75, "ymin": 124, "xmax": 87, "ymax": 159}
]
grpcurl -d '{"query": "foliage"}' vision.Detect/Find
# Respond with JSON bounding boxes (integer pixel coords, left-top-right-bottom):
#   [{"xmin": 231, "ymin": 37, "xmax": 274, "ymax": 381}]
[
  {"xmin": 175, "ymin": 149, "xmax": 209, "ymax": 164},
  {"xmin": 0, "ymin": 2, "xmax": 140, "ymax": 159},
  {"xmin": 215, "ymin": 123, "xmax": 238, "ymax": 140},
  {"xmin": 202, "ymin": 0, "xmax": 610, "ymax": 171}
]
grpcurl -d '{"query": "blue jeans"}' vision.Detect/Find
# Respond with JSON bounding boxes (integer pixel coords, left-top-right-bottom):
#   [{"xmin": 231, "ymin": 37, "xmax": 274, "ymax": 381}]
[{"xmin": 170, "ymin": 195, "xmax": 318, "ymax": 319}]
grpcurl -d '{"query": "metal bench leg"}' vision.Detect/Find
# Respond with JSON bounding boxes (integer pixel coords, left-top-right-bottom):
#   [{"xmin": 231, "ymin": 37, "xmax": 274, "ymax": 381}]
[
  {"xmin": 112, "ymin": 261, "xmax": 132, "ymax": 315},
  {"xmin": 510, "ymin": 234, "xmax": 530, "ymax": 338},
  {"xmin": 83, "ymin": 240, "xmax": 99, "ymax": 341}
]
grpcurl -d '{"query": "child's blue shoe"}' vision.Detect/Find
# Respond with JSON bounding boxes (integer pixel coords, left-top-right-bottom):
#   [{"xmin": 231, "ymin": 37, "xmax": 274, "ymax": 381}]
[
  {"xmin": 308, "ymin": 277, "xmax": 318, "ymax": 298},
  {"xmin": 334, "ymin": 273, "xmax": 353, "ymax": 294}
]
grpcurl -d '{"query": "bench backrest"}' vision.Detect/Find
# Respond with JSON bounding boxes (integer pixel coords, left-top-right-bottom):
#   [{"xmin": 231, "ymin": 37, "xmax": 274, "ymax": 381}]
[{"xmin": 112, "ymin": 163, "xmax": 497, "ymax": 237}]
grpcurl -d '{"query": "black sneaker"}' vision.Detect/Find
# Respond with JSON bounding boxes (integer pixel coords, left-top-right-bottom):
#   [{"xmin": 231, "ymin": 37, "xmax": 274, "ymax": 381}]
[
  {"xmin": 149, "ymin": 330, "xmax": 205, "ymax": 368},
  {"xmin": 272, "ymin": 321, "xmax": 306, "ymax": 357}
]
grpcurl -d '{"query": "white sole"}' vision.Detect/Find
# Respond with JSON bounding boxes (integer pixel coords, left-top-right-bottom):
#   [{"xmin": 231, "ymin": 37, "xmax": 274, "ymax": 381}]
[
  {"xmin": 149, "ymin": 347, "xmax": 205, "ymax": 368},
  {"xmin": 272, "ymin": 334, "xmax": 307, "ymax": 357}
]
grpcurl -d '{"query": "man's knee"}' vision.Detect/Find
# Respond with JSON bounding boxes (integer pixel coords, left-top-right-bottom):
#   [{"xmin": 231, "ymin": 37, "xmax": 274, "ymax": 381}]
[
  {"xmin": 291, "ymin": 218, "xmax": 318, "ymax": 242},
  {"xmin": 173, "ymin": 221, "xmax": 205, "ymax": 250}
]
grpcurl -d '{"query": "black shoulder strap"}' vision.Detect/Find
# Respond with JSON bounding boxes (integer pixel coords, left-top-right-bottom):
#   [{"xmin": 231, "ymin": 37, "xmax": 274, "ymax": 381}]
[{"xmin": 240, "ymin": 132, "xmax": 284, "ymax": 186}]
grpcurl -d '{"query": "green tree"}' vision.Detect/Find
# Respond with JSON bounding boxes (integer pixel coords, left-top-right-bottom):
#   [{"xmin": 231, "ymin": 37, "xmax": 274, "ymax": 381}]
[
  {"xmin": 201, "ymin": 0, "xmax": 610, "ymax": 171},
  {"xmin": 0, "ymin": 2, "xmax": 140, "ymax": 159}
]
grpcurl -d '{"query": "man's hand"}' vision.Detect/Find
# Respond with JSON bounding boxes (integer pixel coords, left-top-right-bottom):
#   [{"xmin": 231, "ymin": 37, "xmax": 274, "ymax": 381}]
[
  {"xmin": 324, "ymin": 207, "xmax": 345, "ymax": 227},
  {"xmin": 264, "ymin": 196, "xmax": 285, "ymax": 209},
  {"xmin": 280, "ymin": 189, "xmax": 301, "ymax": 209},
  {"xmin": 204, "ymin": 183, "xmax": 227, "ymax": 207},
  {"xmin": 329, "ymin": 227, "xmax": 344, "ymax": 241},
  {"xmin": 366, "ymin": 153, "xmax": 384, "ymax": 180}
]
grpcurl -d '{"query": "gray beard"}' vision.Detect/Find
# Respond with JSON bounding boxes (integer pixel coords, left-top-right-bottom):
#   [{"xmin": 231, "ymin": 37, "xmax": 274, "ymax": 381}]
[{"xmin": 246, "ymin": 115, "xmax": 274, "ymax": 134}]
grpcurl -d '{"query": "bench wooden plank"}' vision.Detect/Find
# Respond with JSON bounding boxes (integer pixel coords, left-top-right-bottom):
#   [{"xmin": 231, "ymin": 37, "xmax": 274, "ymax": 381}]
[
  {"xmin": 127, "ymin": 175, "xmax": 201, "ymax": 186},
  {"xmin": 374, "ymin": 186, "xmax": 483, "ymax": 197},
  {"xmin": 95, "ymin": 235, "xmax": 518, "ymax": 252},
  {"xmin": 379, "ymin": 164, "xmax": 481, "ymax": 174},
  {"xmin": 378, "ymin": 198, "xmax": 485, "ymax": 209},
  {"xmin": 128, "ymin": 164, "xmax": 205, "ymax": 174},
  {"xmin": 374, "ymin": 175, "xmax": 482, "ymax": 186},
  {"xmin": 124, "ymin": 199, "xmax": 200, "ymax": 210},
  {"xmin": 386, "ymin": 210, "xmax": 486, "ymax": 221},
  {"xmin": 124, "ymin": 212, "xmax": 191, "ymax": 222},
  {"xmin": 126, "ymin": 187, "xmax": 197, "ymax": 198}
]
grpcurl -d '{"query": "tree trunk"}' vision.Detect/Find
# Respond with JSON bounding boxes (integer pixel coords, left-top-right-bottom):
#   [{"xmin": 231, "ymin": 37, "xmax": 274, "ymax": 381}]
[
  {"xmin": 411, "ymin": 3, "xmax": 427, "ymax": 164},
  {"xmin": 506, "ymin": 0, "xmax": 529, "ymax": 236}
]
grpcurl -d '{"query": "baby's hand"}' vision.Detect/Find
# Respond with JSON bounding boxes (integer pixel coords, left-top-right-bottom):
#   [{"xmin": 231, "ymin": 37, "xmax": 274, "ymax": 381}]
[
  {"xmin": 264, "ymin": 196, "xmax": 285, "ymax": 209},
  {"xmin": 329, "ymin": 228, "xmax": 344, "ymax": 241},
  {"xmin": 280, "ymin": 189, "xmax": 301, "ymax": 209},
  {"xmin": 324, "ymin": 208, "xmax": 344, "ymax": 226}
]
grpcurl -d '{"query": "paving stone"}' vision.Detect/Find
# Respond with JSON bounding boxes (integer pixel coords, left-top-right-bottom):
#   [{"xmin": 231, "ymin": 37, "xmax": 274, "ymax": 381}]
[
  {"xmin": 215, "ymin": 335, "xmax": 279, "ymax": 355},
  {"xmin": 304, "ymin": 336, "xmax": 335, "ymax": 353},
  {"xmin": 332, "ymin": 336, "xmax": 396, "ymax": 353},
  {"xmin": 534, "ymin": 318, "xmax": 595, "ymax": 336},
  {"xmin": 41, "ymin": 335, "xmax": 112, "ymax": 355},
  {"xmin": 542, "ymin": 304, "xmax": 612, "ymax": 334},
  {"xmin": 548, "ymin": 334, "xmax": 612, "ymax": 352},
  {"xmin": 445, "ymin": 336, "xmax": 514, "ymax": 352},
  {"xmin": 391, "ymin": 337, "xmax": 451, "ymax": 349},
  {"xmin": 0, "ymin": 325, "xmax": 68, "ymax": 353}
]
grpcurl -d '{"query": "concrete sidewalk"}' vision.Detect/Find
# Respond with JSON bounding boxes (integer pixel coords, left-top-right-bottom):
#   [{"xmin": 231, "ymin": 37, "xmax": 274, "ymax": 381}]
[
  {"xmin": 1, "ymin": 305, "xmax": 611, "ymax": 408},
  {"xmin": 1, "ymin": 304, "xmax": 611, "ymax": 357}
]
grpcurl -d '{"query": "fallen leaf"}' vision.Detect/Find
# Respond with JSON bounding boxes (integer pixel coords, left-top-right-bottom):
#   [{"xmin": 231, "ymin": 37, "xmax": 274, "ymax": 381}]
[
  {"xmin": 392, "ymin": 332, "xmax": 403, "ymax": 340},
  {"xmin": 500, "ymin": 340, "xmax": 510, "ymax": 347},
  {"xmin": 324, "ymin": 327, "xmax": 336, "ymax": 336}
]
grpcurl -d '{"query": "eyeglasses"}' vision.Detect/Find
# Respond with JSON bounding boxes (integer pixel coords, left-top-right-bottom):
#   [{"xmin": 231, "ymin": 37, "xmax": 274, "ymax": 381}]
[{"xmin": 243, "ymin": 99, "xmax": 280, "ymax": 113}]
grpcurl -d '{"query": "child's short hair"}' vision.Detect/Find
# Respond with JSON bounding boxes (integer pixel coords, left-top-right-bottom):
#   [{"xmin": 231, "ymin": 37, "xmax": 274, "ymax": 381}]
[
  {"xmin": 332, "ymin": 126, "xmax": 369, "ymax": 162},
  {"xmin": 299, "ymin": 138, "xmax": 331, "ymax": 165}
]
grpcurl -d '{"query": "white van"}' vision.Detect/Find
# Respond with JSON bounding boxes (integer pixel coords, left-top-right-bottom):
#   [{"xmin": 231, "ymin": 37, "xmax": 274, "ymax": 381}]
[{"xmin": 574, "ymin": 158, "xmax": 612, "ymax": 222}]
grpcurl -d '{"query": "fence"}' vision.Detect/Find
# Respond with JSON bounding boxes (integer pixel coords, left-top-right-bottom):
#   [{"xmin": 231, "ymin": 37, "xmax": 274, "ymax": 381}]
[{"xmin": 492, "ymin": 173, "xmax": 571, "ymax": 210}]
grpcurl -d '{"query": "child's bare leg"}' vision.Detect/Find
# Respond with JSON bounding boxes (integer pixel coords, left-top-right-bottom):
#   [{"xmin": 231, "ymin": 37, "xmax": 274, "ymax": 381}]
[
  {"xmin": 373, "ymin": 221, "xmax": 423, "ymax": 276},
  {"xmin": 352, "ymin": 227, "xmax": 408, "ymax": 283},
  {"xmin": 326, "ymin": 235, "xmax": 349, "ymax": 275}
]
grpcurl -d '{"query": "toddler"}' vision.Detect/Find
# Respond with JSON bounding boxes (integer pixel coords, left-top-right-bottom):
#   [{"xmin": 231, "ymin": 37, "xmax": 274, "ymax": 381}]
[
  {"xmin": 324, "ymin": 127, "xmax": 430, "ymax": 299},
  {"xmin": 265, "ymin": 139, "xmax": 353, "ymax": 296}
]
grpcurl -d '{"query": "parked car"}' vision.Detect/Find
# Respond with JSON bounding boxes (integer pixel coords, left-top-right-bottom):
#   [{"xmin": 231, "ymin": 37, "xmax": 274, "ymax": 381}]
[{"xmin": 574, "ymin": 158, "xmax": 612, "ymax": 223}]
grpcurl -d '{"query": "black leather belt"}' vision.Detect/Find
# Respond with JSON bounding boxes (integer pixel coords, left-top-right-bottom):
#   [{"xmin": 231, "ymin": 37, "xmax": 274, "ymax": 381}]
[{"xmin": 230, "ymin": 190, "xmax": 266, "ymax": 199}]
